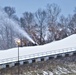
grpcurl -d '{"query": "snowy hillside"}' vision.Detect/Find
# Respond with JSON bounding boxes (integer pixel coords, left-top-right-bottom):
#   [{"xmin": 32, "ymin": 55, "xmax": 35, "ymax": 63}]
[{"xmin": 0, "ymin": 34, "xmax": 76, "ymax": 64}]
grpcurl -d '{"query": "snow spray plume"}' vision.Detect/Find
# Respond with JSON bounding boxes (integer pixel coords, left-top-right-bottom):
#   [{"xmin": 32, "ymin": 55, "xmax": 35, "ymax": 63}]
[{"xmin": 0, "ymin": 7, "xmax": 35, "ymax": 44}]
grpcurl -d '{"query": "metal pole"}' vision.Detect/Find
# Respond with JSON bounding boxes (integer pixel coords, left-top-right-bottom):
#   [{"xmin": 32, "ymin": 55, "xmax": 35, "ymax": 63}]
[{"xmin": 18, "ymin": 45, "xmax": 19, "ymax": 75}]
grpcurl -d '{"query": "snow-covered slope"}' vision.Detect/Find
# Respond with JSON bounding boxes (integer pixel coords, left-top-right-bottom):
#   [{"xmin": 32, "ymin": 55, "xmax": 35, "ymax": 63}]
[{"xmin": 0, "ymin": 34, "xmax": 76, "ymax": 64}]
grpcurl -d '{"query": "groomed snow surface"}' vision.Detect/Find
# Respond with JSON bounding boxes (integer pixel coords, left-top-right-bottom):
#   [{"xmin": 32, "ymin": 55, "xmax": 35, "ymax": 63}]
[{"xmin": 0, "ymin": 34, "xmax": 76, "ymax": 64}]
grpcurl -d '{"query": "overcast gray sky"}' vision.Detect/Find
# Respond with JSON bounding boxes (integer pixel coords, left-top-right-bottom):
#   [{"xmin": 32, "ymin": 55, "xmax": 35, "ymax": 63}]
[{"xmin": 0, "ymin": 0, "xmax": 76, "ymax": 17}]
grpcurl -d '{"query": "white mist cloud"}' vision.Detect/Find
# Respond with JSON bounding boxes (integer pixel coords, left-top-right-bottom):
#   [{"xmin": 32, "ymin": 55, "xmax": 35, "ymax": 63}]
[{"xmin": 0, "ymin": 7, "xmax": 35, "ymax": 44}]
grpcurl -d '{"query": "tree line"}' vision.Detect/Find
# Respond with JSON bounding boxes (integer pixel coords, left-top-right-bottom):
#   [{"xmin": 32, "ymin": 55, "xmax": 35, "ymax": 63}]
[{"xmin": 0, "ymin": 3, "xmax": 76, "ymax": 50}]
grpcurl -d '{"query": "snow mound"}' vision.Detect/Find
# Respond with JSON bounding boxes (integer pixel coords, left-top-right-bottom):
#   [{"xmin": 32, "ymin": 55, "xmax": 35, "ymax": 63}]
[
  {"xmin": 0, "ymin": 34, "xmax": 76, "ymax": 64},
  {"xmin": 44, "ymin": 34, "xmax": 76, "ymax": 50}
]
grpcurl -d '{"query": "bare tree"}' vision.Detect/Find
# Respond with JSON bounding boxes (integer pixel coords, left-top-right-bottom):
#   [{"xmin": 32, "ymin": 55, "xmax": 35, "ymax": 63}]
[
  {"xmin": 2, "ymin": 6, "xmax": 18, "ymax": 49},
  {"xmin": 20, "ymin": 12, "xmax": 36, "ymax": 46},
  {"xmin": 35, "ymin": 9, "xmax": 47, "ymax": 44},
  {"xmin": 4, "ymin": 6, "xmax": 15, "ymax": 17},
  {"xmin": 69, "ymin": 15, "xmax": 76, "ymax": 34},
  {"xmin": 46, "ymin": 3, "xmax": 61, "ymax": 42}
]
